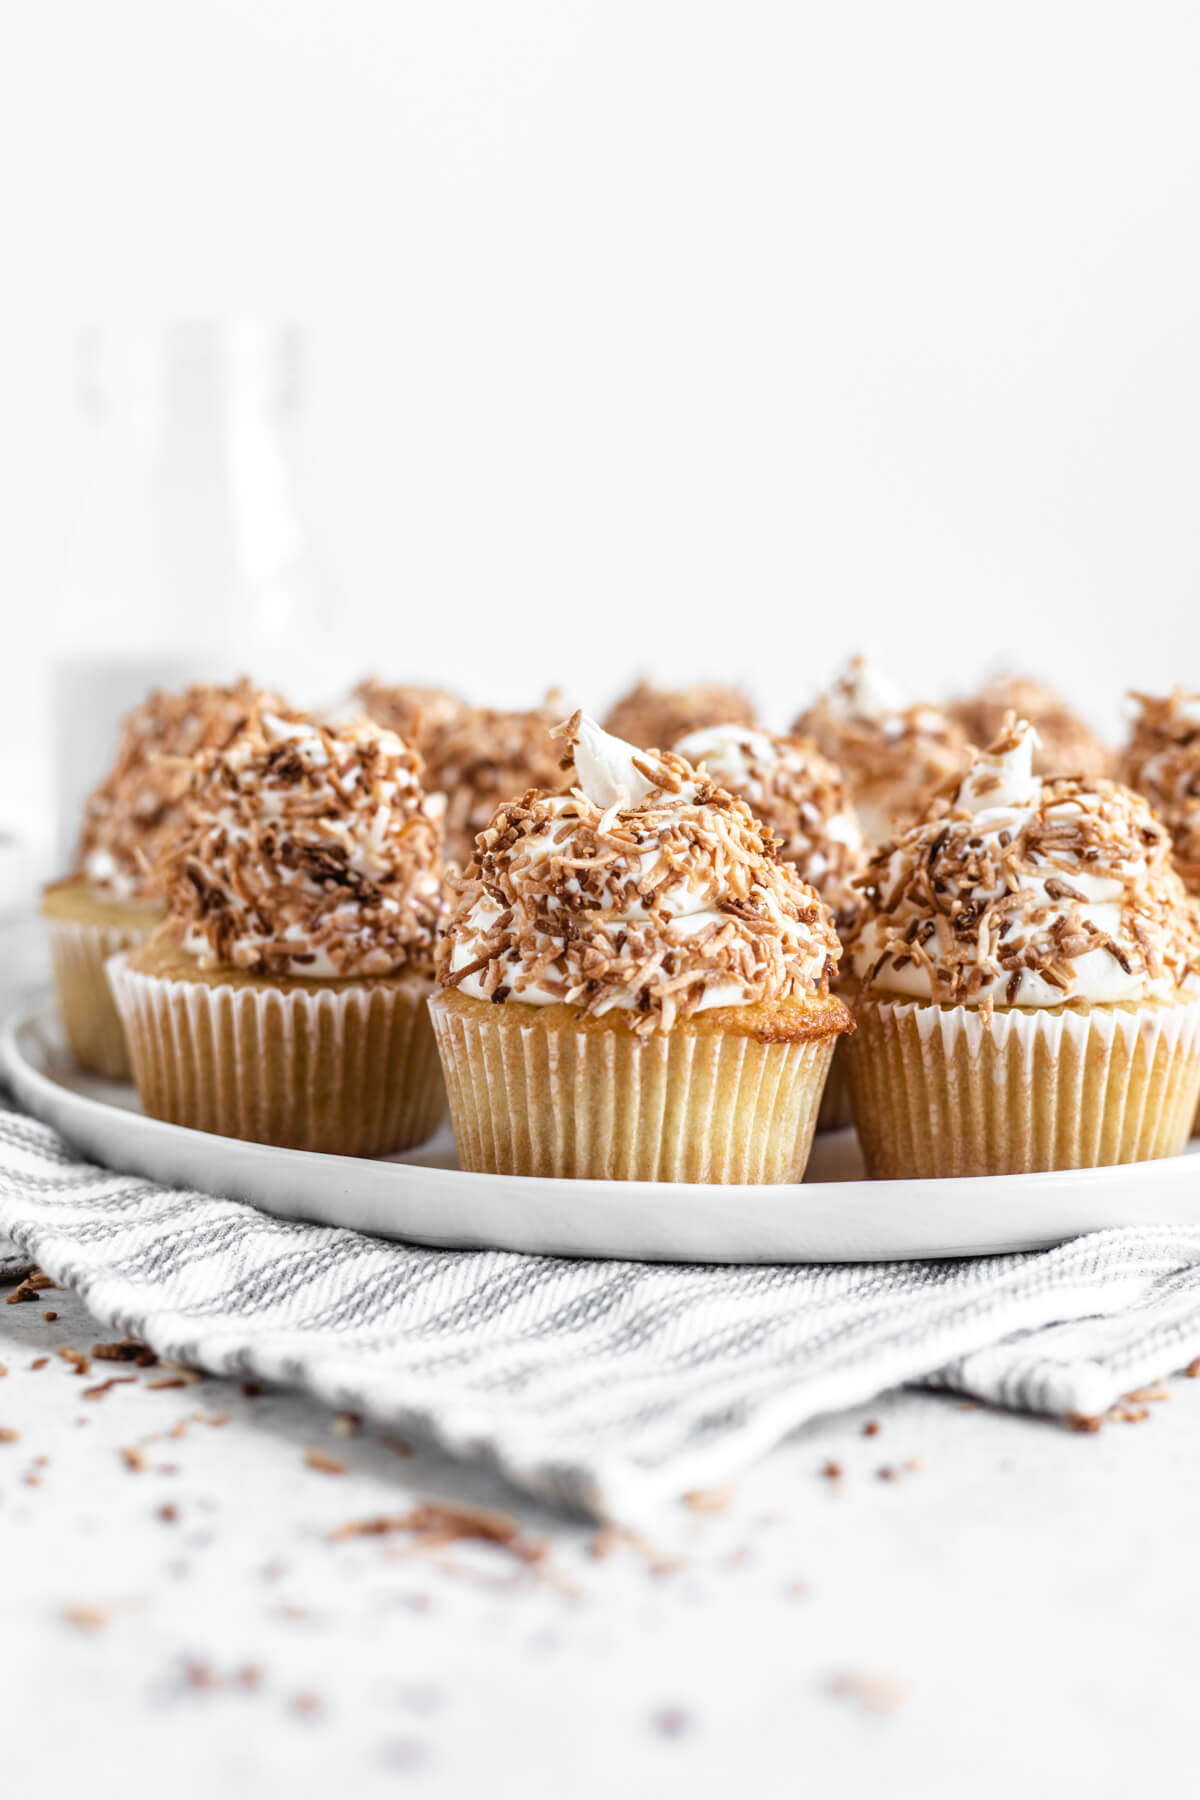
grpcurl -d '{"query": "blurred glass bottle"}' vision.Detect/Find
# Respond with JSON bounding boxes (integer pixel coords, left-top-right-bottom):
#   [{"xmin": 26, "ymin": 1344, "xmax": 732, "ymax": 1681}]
[{"xmin": 46, "ymin": 318, "xmax": 335, "ymax": 866}]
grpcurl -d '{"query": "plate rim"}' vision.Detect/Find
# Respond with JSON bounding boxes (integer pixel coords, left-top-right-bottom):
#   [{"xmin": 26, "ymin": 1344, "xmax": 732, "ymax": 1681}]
[{"xmin": 3, "ymin": 993, "xmax": 1198, "ymax": 1265}]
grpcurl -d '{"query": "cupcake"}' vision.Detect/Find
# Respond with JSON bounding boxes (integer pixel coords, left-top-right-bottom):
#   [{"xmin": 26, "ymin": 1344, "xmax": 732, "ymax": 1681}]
[
  {"xmin": 793, "ymin": 656, "xmax": 968, "ymax": 845},
  {"xmin": 429, "ymin": 713, "xmax": 853, "ymax": 1183},
  {"xmin": 357, "ymin": 681, "xmax": 565, "ymax": 869},
  {"xmin": 603, "ymin": 680, "xmax": 756, "ymax": 751},
  {"xmin": 952, "ymin": 672, "xmax": 1111, "ymax": 779},
  {"xmin": 41, "ymin": 678, "xmax": 272, "ymax": 1078},
  {"xmin": 108, "ymin": 701, "xmax": 445, "ymax": 1156},
  {"xmin": 845, "ymin": 716, "xmax": 1200, "ymax": 1179},
  {"xmin": 673, "ymin": 724, "xmax": 867, "ymax": 1135},
  {"xmin": 353, "ymin": 679, "xmax": 468, "ymax": 761},
  {"xmin": 1122, "ymin": 691, "xmax": 1200, "ymax": 892}
]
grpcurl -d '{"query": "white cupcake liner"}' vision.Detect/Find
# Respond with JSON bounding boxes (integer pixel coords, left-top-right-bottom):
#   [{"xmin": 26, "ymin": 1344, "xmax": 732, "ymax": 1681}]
[
  {"xmin": 847, "ymin": 994, "xmax": 1200, "ymax": 1179},
  {"xmin": 44, "ymin": 913, "xmax": 154, "ymax": 1079},
  {"xmin": 815, "ymin": 1041, "xmax": 854, "ymax": 1133},
  {"xmin": 108, "ymin": 954, "xmax": 444, "ymax": 1157},
  {"xmin": 429, "ymin": 992, "xmax": 838, "ymax": 1183}
]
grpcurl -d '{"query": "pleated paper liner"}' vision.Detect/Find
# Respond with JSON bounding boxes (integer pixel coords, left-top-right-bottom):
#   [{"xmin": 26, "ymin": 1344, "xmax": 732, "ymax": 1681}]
[
  {"xmin": 41, "ymin": 881, "xmax": 163, "ymax": 1079},
  {"xmin": 109, "ymin": 949, "xmax": 444, "ymax": 1157},
  {"xmin": 815, "ymin": 1042, "xmax": 854, "ymax": 1132},
  {"xmin": 429, "ymin": 988, "xmax": 851, "ymax": 1183},
  {"xmin": 847, "ymin": 994, "xmax": 1200, "ymax": 1180}
]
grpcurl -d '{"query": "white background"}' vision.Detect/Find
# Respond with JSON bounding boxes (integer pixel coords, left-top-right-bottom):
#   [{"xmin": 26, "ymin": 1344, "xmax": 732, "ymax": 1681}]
[{"xmin": 3, "ymin": 0, "xmax": 1200, "ymax": 830}]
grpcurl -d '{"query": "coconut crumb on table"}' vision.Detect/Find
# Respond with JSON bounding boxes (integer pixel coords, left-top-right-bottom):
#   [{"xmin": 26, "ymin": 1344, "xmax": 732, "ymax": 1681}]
[
  {"xmin": 827, "ymin": 1672, "xmax": 910, "ymax": 1716},
  {"xmin": 303, "ymin": 1449, "xmax": 348, "ymax": 1476},
  {"xmin": 6, "ymin": 1272, "xmax": 57, "ymax": 1306}
]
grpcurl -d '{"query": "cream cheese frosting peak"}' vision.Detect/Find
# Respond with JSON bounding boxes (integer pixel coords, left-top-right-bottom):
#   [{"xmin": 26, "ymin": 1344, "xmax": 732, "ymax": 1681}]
[
  {"xmin": 573, "ymin": 714, "xmax": 664, "ymax": 810},
  {"xmin": 162, "ymin": 699, "xmax": 443, "ymax": 979},
  {"xmin": 954, "ymin": 717, "xmax": 1041, "ymax": 816},
  {"xmin": 438, "ymin": 713, "xmax": 841, "ymax": 1033},
  {"xmin": 821, "ymin": 657, "xmax": 905, "ymax": 725},
  {"xmin": 850, "ymin": 716, "xmax": 1200, "ymax": 1009}
]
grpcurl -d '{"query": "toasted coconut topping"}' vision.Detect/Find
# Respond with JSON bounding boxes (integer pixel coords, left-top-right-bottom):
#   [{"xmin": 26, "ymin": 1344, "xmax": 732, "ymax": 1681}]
[
  {"xmin": 357, "ymin": 681, "xmax": 566, "ymax": 868},
  {"xmin": 72, "ymin": 679, "xmax": 281, "ymax": 905},
  {"xmin": 673, "ymin": 724, "xmax": 865, "ymax": 928},
  {"xmin": 603, "ymin": 680, "xmax": 757, "ymax": 751},
  {"xmin": 848, "ymin": 715, "xmax": 1200, "ymax": 1009},
  {"xmin": 952, "ymin": 672, "xmax": 1112, "ymax": 779},
  {"xmin": 353, "ymin": 680, "xmax": 469, "ymax": 758},
  {"xmin": 160, "ymin": 698, "xmax": 443, "ymax": 979},
  {"xmin": 793, "ymin": 657, "xmax": 969, "ymax": 844},
  {"xmin": 437, "ymin": 714, "xmax": 841, "ymax": 1034},
  {"xmin": 1123, "ymin": 690, "xmax": 1200, "ymax": 893}
]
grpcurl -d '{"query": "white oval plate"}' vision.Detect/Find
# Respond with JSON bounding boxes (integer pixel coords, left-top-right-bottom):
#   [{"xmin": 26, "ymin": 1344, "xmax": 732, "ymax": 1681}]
[{"xmin": 4, "ymin": 998, "xmax": 1200, "ymax": 1264}]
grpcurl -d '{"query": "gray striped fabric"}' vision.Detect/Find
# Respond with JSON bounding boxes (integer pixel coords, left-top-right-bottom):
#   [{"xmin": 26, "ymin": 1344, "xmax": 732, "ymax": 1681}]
[{"xmin": 3, "ymin": 1091, "xmax": 1200, "ymax": 1517}]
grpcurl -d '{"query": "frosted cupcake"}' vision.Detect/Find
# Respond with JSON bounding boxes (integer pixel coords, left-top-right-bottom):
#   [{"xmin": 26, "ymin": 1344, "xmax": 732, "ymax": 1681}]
[
  {"xmin": 953, "ymin": 672, "xmax": 1111, "ymax": 779},
  {"xmin": 603, "ymin": 680, "xmax": 756, "ymax": 751},
  {"xmin": 108, "ymin": 702, "xmax": 445, "ymax": 1156},
  {"xmin": 674, "ymin": 724, "xmax": 867, "ymax": 1135},
  {"xmin": 793, "ymin": 657, "xmax": 968, "ymax": 845},
  {"xmin": 1122, "ymin": 691, "xmax": 1200, "ymax": 892},
  {"xmin": 846, "ymin": 717, "xmax": 1200, "ymax": 1178},
  {"xmin": 42, "ymin": 679, "xmax": 270, "ymax": 1078},
  {"xmin": 430, "ymin": 714, "xmax": 852, "ymax": 1183}
]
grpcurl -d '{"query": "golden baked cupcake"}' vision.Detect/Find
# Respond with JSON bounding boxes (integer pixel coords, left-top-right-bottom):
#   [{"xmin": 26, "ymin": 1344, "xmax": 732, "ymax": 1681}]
[
  {"xmin": 1122, "ymin": 690, "xmax": 1200, "ymax": 892},
  {"xmin": 793, "ymin": 656, "xmax": 968, "ymax": 845},
  {"xmin": 42, "ymin": 678, "xmax": 271, "ymax": 1078},
  {"xmin": 672, "ymin": 723, "xmax": 866, "ymax": 1134},
  {"xmin": 357, "ymin": 680, "xmax": 564, "ymax": 869},
  {"xmin": 429, "ymin": 713, "xmax": 853, "ymax": 1183},
  {"xmin": 845, "ymin": 717, "xmax": 1200, "ymax": 1179},
  {"xmin": 108, "ymin": 701, "xmax": 445, "ymax": 1156},
  {"xmin": 603, "ymin": 679, "xmax": 756, "ymax": 751},
  {"xmin": 952, "ymin": 672, "xmax": 1111, "ymax": 779}
]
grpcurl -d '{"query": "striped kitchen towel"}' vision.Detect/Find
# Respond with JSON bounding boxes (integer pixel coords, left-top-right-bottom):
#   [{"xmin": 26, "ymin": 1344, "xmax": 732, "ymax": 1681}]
[{"xmin": 2, "ymin": 1090, "xmax": 1200, "ymax": 1518}]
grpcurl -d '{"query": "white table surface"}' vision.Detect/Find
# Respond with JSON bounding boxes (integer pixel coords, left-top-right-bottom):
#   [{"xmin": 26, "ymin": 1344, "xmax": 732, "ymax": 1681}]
[{"xmin": 2, "ymin": 918, "xmax": 1196, "ymax": 1799}]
